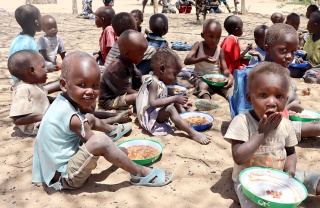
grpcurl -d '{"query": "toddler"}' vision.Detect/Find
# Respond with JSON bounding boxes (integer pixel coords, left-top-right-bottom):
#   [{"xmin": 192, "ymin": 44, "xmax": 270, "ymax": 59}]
[
  {"xmin": 136, "ymin": 49, "xmax": 211, "ymax": 145},
  {"xmin": 225, "ymin": 62, "xmax": 320, "ymax": 207},
  {"xmin": 38, "ymin": 15, "xmax": 66, "ymax": 68},
  {"xmin": 131, "ymin": 9, "xmax": 149, "ymax": 36},
  {"xmin": 32, "ymin": 51, "xmax": 173, "ymax": 190},
  {"xmin": 248, "ymin": 25, "xmax": 268, "ymax": 66},
  {"xmin": 184, "ymin": 19, "xmax": 234, "ymax": 110},
  {"xmin": 94, "ymin": 6, "xmax": 116, "ymax": 65},
  {"xmin": 270, "ymin": 12, "xmax": 285, "ymax": 24},
  {"xmin": 99, "ymin": 30, "xmax": 147, "ymax": 110},
  {"xmin": 221, "ymin": 15, "xmax": 252, "ymax": 74}
]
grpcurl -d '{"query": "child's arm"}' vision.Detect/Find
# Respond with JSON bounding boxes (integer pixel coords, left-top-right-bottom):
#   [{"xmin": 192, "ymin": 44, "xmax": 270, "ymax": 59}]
[
  {"xmin": 284, "ymin": 146, "xmax": 297, "ymax": 177},
  {"xmin": 240, "ymin": 43, "xmax": 253, "ymax": 59},
  {"xmin": 219, "ymin": 50, "xmax": 234, "ymax": 88},
  {"xmin": 70, "ymin": 115, "xmax": 94, "ymax": 143},
  {"xmin": 231, "ymin": 112, "xmax": 282, "ymax": 165},
  {"xmin": 184, "ymin": 42, "xmax": 216, "ymax": 65},
  {"xmin": 59, "ymin": 52, "xmax": 66, "ymax": 60},
  {"xmin": 12, "ymin": 114, "xmax": 43, "ymax": 125},
  {"xmin": 148, "ymin": 81, "xmax": 188, "ymax": 108},
  {"xmin": 39, "ymin": 49, "xmax": 55, "ymax": 63},
  {"xmin": 248, "ymin": 50, "xmax": 263, "ymax": 61}
]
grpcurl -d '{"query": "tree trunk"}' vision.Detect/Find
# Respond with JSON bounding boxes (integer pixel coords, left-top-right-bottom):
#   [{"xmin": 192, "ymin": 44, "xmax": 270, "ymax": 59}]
[
  {"xmin": 28, "ymin": 0, "xmax": 57, "ymax": 3},
  {"xmin": 241, "ymin": 0, "xmax": 247, "ymax": 15},
  {"xmin": 153, "ymin": 0, "xmax": 158, "ymax": 13},
  {"xmin": 72, "ymin": 0, "xmax": 78, "ymax": 14}
]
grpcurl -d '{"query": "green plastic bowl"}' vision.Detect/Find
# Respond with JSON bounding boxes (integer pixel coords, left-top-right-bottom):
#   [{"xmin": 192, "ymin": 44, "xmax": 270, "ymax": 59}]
[
  {"xmin": 239, "ymin": 167, "xmax": 308, "ymax": 208},
  {"xmin": 117, "ymin": 138, "xmax": 163, "ymax": 165},
  {"xmin": 202, "ymin": 74, "xmax": 227, "ymax": 87},
  {"xmin": 289, "ymin": 110, "xmax": 320, "ymax": 122}
]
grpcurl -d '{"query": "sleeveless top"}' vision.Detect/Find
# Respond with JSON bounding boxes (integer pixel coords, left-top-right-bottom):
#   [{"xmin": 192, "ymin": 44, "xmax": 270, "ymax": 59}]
[{"xmin": 194, "ymin": 41, "xmax": 221, "ymax": 76}]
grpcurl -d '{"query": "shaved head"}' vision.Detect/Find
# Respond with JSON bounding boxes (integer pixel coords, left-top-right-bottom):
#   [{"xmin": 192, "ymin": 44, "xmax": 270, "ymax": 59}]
[{"xmin": 118, "ymin": 30, "xmax": 148, "ymax": 54}]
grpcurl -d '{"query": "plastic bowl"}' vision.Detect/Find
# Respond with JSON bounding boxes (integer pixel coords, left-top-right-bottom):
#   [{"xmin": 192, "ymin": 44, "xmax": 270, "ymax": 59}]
[
  {"xmin": 202, "ymin": 74, "xmax": 227, "ymax": 87},
  {"xmin": 289, "ymin": 61, "xmax": 309, "ymax": 69},
  {"xmin": 295, "ymin": 50, "xmax": 307, "ymax": 58},
  {"xmin": 289, "ymin": 110, "xmax": 320, "ymax": 122},
  {"xmin": 239, "ymin": 167, "xmax": 308, "ymax": 208},
  {"xmin": 167, "ymin": 85, "xmax": 187, "ymax": 96},
  {"xmin": 180, "ymin": 112, "xmax": 214, "ymax": 131},
  {"xmin": 117, "ymin": 139, "xmax": 163, "ymax": 165}
]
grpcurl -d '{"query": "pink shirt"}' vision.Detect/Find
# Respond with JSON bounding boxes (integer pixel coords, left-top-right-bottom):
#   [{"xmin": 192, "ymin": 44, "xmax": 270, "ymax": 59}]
[{"xmin": 99, "ymin": 25, "xmax": 118, "ymax": 65}]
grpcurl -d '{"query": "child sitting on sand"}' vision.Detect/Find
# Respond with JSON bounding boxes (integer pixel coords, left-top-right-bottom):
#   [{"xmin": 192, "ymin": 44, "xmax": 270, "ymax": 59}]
[
  {"xmin": 270, "ymin": 12, "xmax": 285, "ymax": 24},
  {"xmin": 38, "ymin": 15, "xmax": 66, "ymax": 68},
  {"xmin": 93, "ymin": 6, "xmax": 116, "ymax": 65},
  {"xmin": 184, "ymin": 19, "xmax": 234, "ymax": 111},
  {"xmin": 32, "ymin": 51, "xmax": 173, "ymax": 190},
  {"xmin": 221, "ymin": 15, "xmax": 253, "ymax": 74},
  {"xmin": 78, "ymin": 0, "xmax": 94, "ymax": 19},
  {"xmin": 131, "ymin": 9, "xmax": 149, "ymax": 36},
  {"xmin": 225, "ymin": 62, "xmax": 320, "ymax": 207},
  {"xmin": 136, "ymin": 49, "xmax": 211, "ymax": 145},
  {"xmin": 248, "ymin": 25, "xmax": 268, "ymax": 66},
  {"xmin": 99, "ymin": 30, "xmax": 147, "ymax": 110},
  {"xmin": 304, "ymin": 11, "xmax": 320, "ymax": 68},
  {"xmin": 300, "ymin": 4, "xmax": 319, "ymax": 47}
]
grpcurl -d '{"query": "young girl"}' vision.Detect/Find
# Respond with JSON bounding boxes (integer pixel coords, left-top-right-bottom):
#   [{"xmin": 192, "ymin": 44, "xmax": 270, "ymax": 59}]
[
  {"xmin": 131, "ymin": 9, "xmax": 149, "ymax": 36},
  {"xmin": 184, "ymin": 19, "xmax": 234, "ymax": 110},
  {"xmin": 136, "ymin": 49, "xmax": 211, "ymax": 145}
]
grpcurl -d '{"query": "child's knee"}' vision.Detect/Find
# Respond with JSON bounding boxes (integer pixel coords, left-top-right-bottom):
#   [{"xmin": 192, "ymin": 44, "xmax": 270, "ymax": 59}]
[{"xmin": 85, "ymin": 133, "xmax": 113, "ymax": 155}]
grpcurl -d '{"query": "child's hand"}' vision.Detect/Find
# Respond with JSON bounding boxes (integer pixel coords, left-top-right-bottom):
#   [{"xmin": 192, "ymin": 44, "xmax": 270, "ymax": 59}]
[
  {"xmin": 286, "ymin": 169, "xmax": 295, "ymax": 178},
  {"xmin": 245, "ymin": 43, "xmax": 253, "ymax": 51},
  {"xmin": 46, "ymin": 65, "xmax": 58, "ymax": 73},
  {"xmin": 203, "ymin": 56, "xmax": 217, "ymax": 64},
  {"xmin": 248, "ymin": 50, "xmax": 261, "ymax": 57},
  {"xmin": 258, "ymin": 112, "xmax": 282, "ymax": 135},
  {"xmin": 174, "ymin": 95, "xmax": 188, "ymax": 105},
  {"xmin": 225, "ymin": 74, "xmax": 234, "ymax": 88}
]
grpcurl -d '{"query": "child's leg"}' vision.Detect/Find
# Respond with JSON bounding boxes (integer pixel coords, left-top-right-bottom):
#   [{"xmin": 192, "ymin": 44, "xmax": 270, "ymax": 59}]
[
  {"xmin": 301, "ymin": 122, "xmax": 320, "ymax": 138},
  {"xmin": 222, "ymin": 1, "xmax": 231, "ymax": 12},
  {"xmin": 93, "ymin": 109, "xmax": 132, "ymax": 124},
  {"xmin": 85, "ymin": 133, "xmax": 173, "ymax": 185},
  {"xmin": 295, "ymin": 169, "xmax": 320, "ymax": 196},
  {"xmin": 234, "ymin": 182, "xmax": 262, "ymax": 208},
  {"xmin": 194, "ymin": 79, "xmax": 211, "ymax": 100},
  {"xmin": 125, "ymin": 93, "xmax": 137, "ymax": 106},
  {"xmin": 157, "ymin": 104, "xmax": 211, "ymax": 144}
]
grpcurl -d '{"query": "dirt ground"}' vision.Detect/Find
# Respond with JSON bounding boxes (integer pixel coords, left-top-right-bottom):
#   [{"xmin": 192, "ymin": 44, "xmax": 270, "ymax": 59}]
[{"xmin": 0, "ymin": 0, "xmax": 320, "ymax": 207}]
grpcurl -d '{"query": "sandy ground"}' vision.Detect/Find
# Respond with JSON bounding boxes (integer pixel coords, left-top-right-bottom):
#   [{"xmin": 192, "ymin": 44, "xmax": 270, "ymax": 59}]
[{"xmin": 0, "ymin": 0, "xmax": 320, "ymax": 208}]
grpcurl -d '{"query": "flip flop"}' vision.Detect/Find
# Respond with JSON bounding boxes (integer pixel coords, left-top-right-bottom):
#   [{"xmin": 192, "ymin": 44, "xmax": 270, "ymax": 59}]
[
  {"xmin": 107, "ymin": 123, "xmax": 131, "ymax": 142},
  {"xmin": 195, "ymin": 99, "xmax": 220, "ymax": 111},
  {"xmin": 130, "ymin": 167, "xmax": 174, "ymax": 187}
]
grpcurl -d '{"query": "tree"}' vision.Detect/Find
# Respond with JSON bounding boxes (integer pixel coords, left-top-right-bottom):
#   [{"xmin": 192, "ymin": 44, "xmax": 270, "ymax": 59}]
[
  {"xmin": 27, "ymin": 0, "xmax": 57, "ymax": 3},
  {"xmin": 72, "ymin": 0, "xmax": 78, "ymax": 14},
  {"xmin": 241, "ymin": 0, "xmax": 247, "ymax": 15}
]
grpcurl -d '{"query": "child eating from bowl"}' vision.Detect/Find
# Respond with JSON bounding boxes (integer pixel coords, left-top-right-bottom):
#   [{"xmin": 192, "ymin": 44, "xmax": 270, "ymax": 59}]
[
  {"xmin": 184, "ymin": 19, "xmax": 233, "ymax": 111},
  {"xmin": 224, "ymin": 62, "xmax": 320, "ymax": 207},
  {"xmin": 32, "ymin": 51, "xmax": 173, "ymax": 190},
  {"xmin": 136, "ymin": 48, "xmax": 211, "ymax": 145}
]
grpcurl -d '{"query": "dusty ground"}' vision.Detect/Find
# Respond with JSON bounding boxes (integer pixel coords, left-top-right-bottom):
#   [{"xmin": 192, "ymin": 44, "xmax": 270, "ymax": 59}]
[{"xmin": 0, "ymin": 0, "xmax": 320, "ymax": 207}]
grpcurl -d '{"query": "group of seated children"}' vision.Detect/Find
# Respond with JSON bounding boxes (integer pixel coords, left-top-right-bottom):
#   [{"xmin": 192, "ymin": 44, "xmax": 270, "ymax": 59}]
[{"xmin": 6, "ymin": 3, "xmax": 320, "ymax": 204}]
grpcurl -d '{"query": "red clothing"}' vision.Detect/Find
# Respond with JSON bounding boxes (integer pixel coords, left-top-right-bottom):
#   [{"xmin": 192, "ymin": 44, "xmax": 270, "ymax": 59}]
[
  {"xmin": 282, "ymin": 108, "xmax": 289, "ymax": 119},
  {"xmin": 99, "ymin": 25, "xmax": 117, "ymax": 65},
  {"xmin": 221, "ymin": 35, "xmax": 242, "ymax": 74}
]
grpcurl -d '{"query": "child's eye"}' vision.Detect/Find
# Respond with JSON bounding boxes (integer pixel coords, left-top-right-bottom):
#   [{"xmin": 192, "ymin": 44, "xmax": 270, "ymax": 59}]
[
  {"xmin": 93, "ymin": 83, "xmax": 100, "ymax": 88},
  {"xmin": 78, "ymin": 83, "xmax": 85, "ymax": 87},
  {"xmin": 259, "ymin": 93, "xmax": 267, "ymax": 98},
  {"xmin": 276, "ymin": 94, "xmax": 283, "ymax": 99}
]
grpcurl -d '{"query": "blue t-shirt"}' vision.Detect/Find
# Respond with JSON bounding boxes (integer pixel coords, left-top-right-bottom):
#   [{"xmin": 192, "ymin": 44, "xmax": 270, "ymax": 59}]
[{"xmin": 8, "ymin": 34, "xmax": 39, "ymax": 83}]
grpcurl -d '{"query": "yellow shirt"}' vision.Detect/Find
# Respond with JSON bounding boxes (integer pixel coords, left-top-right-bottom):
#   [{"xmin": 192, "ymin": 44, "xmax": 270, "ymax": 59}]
[{"xmin": 304, "ymin": 35, "xmax": 320, "ymax": 66}]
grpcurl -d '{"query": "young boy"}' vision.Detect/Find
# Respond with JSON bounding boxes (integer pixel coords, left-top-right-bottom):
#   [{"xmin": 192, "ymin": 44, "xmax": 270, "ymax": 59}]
[
  {"xmin": 8, "ymin": 50, "xmax": 50, "ymax": 135},
  {"xmin": 221, "ymin": 15, "xmax": 253, "ymax": 74},
  {"xmin": 131, "ymin": 9, "xmax": 149, "ymax": 36},
  {"xmin": 248, "ymin": 25, "xmax": 268, "ymax": 66},
  {"xmin": 270, "ymin": 12, "xmax": 285, "ymax": 24},
  {"xmin": 32, "ymin": 51, "xmax": 173, "ymax": 190},
  {"xmin": 99, "ymin": 30, "xmax": 148, "ymax": 110},
  {"xmin": 8, "ymin": 5, "xmax": 42, "ymax": 84},
  {"xmin": 306, "ymin": 4, "xmax": 319, "ymax": 19},
  {"xmin": 94, "ymin": 6, "xmax": 116, "ymax": 65},
  {"xmin": 38, "ymin": 15, "xmax": 66, "ymax": 68},
  {"xmin": 285, "ymin": 12, "xmax": 300, "ymax": 31},
  {"xmin": 225, "ymin": 62, "xmax": 320, "ymax": 207},
  {"xmin": 304, "ymin": 11, "xmax": 320, "ymax": 67}
]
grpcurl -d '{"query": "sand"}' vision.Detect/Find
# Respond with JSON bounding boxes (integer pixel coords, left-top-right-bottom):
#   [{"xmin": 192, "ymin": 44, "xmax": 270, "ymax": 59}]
[{"xmin": 0, "ymin": 0, "xmax": 320, "ymax": 207}]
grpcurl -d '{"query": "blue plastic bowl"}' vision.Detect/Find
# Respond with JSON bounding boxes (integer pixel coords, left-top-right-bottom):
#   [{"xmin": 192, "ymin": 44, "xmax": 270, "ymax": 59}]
[
  {"xmin": 289, "ymin": 61, "xmax": 309, "ymax": 69},
  {"xmin": 180, "ymin": 112, "xmax": 214, "ymax": 131},
  {"xmin": 295, "ymin": 50, "xmax": 307, "ymax": 58}
]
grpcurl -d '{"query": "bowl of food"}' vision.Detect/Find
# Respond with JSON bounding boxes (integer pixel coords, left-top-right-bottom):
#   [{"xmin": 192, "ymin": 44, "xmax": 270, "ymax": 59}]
[
  {"xmin": 117, "ymin": 139, "xmax": 163, "ymax": 165},
  {"xmin": 289, "ymin": 110, "xmax": 320, "ymax": 122},
  {"xmin": 239, "ymin": 167, "xmax": 308, "ymax": 208},
  {"xmin": 295, "ymin": 50, "xmax": 307, "ymax": 58},
  {"xmin": 289, "ymin": 61, "xmax": 309, "ymax": 69},
  {"xmin": 202, "ymin": 74, "xmax": 227, "ymax": 87},
  {"xmin": 167, "ymin": 85, "xmax": 187, "ymax": 96},
  {"xmin": 180, "ymin": 111, "xmax": 214, "ymax": 131}
]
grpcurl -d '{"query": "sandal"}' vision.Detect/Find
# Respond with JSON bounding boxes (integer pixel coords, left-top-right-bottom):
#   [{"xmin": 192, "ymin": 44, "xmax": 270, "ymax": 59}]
[
  {"xmin": 130, "ymin": 167, "xmax": 173, "ymax": 187},
  {"xmin": 107, "ymin": 123, "xmax": 131, "ymax": 142},
  {"xmin": 195, "ymin": 99, "xmax": 220, "ymax": 111}
]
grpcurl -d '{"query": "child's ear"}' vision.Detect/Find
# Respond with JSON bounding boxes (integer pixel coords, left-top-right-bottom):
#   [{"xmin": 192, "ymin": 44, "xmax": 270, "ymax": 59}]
[
  {"xmin": 159, "ymin": 64, "xmax": 165, "ymax": 74},
  {"xmin": 246, "ymin": 92, "xmax": 252, "ymax": 104},
  {"xmin": 101, "ymin": 17, "xmax": 105, "ymax": 22},
  {"xmin": 264, "ymin": 43, "xmax": 270, "ymax": 55},
  {"xmin": 60, "ymin": 78, "xmax": 67, "ymax": 93},
  {"xmin": 28, "ymin": 66, "xmax": 35, "ymax": 75}
]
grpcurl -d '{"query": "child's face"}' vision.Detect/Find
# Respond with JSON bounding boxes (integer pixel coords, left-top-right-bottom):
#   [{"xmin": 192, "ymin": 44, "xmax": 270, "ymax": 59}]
[
  {"xmin": 201, "ymin": 23, "xmax": 221, "ymax": 49},
  {"xmin": 285, "ymin": 18, "xmax": 300, "ymax": 31},
  {"xmin": 160, "ymin": 61, "xmax": 182, "ymax": 85},
  {"xmin": 265, "ymin": 33, "xmax": 299, "ymax": 68},
  {"xmin": 62, "ymin": 61, "xmax": 100, "ymax": 110},
  {"xmin": 94, "ymin": 13, "xmax": 104, "ymax": 28},
  {"xmin": 132, "ymin": 13, "xmax": 142, "ymax": 27},
  {"xmin": 247, "ymin": 74, "xmax": 288, "ymax": 120},
  {"xmin": 255, "ymin": 30, "xmax": 267, "ymax": 50},
  {"xmin": 125, "ymin": 43, "xmax": 147, "ymax": 65},
  {"xmin": 307, "ymin": 13, "xmax": 318, "ymax": 34},
  {"xmin": 234, "ymin": 21, "xmax": 243, "ymax": 37},
  {"xmin": 306, "ymin": 7, "xmax": 314, "ymax": 19},
  {"xmin": 43, "ymin": 18, "xmax": 58, "ymax": 37},
  {"xmin": 33, "ymin": 55, "xmax": 47, "ymax": 84}
]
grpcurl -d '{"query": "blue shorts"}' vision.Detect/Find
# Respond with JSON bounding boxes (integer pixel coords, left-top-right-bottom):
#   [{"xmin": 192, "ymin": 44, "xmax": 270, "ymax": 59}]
[{"xmin": 221, "ymin": 0, "xmax": 226, "ymax": 2}]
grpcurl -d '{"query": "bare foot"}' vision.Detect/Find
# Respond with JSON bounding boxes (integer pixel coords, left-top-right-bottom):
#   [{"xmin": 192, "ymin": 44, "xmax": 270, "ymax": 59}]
[
  {"xmin": 114, "ymin": 109, "xmax": 133, "ymax": 123},
  {"xmin": 287, "ymin": 100, "xmax": 304, "ymax": 113},
  {"xmin": 190, "ymin": 131, "xmax": 211, "ymax": 145},
  {"xmin": 130, "ymin": 167, "xmax": 173, "ymax": 184},
  {"xmin": 301, "ymin": 88, "xmax": 311, "ymax": 96}
]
